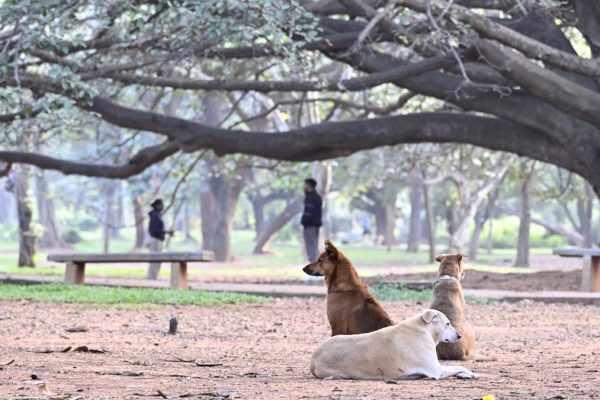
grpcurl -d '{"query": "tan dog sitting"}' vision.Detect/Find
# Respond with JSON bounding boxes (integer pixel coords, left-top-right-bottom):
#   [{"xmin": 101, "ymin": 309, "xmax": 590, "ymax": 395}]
[
  {"xmin": 430, "ymin": 254, "xmax": 477, "ymax": 360},
  {"xmin": 303, "ymin": 240, "xmax": 394, "ymax": 336}
]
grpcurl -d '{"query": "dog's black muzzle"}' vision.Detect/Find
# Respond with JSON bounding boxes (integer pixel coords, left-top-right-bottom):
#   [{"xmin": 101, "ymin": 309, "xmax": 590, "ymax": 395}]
[{"xmin": 303, "ymin": 265, "xmax": 322, "ymax": 276}]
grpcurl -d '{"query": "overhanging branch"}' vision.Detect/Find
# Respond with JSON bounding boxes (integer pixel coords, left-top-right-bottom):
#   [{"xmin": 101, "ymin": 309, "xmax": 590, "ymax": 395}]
[{"xmin": 0, "ymin": 141, "xmax": 179, "ymax": 179}]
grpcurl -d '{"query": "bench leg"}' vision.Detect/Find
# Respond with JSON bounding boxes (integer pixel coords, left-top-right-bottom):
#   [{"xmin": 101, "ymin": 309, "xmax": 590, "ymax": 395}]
[
  {"xmin": 65, "ymin": 262, "xmax": 85, "ymax": 285},
  {"xmin": 591, "ymin": 256, "xmax": 600, "ymax": 292},
  {"xmin": 581, "ymin": 256, "xmax": 600, "ymax": 292},
  {"xmin": 170, "ymin": 262, "xmax": 188, "ymax": 289}
]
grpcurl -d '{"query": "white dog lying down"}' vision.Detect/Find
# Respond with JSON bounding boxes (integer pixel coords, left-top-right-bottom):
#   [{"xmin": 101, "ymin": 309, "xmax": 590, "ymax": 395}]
[{"xmin": 310, "ymin": 309, "xmax": 479, "ymax": 380}]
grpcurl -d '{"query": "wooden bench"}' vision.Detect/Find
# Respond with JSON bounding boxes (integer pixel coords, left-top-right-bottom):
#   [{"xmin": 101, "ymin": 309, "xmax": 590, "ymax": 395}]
[
  {"xmin": 553, "ymin": 248, "xmax": 600, "ymax": 292},
  {"xmin": 47, "ymin": 252, "xmax": 214, "ymax": 289}
]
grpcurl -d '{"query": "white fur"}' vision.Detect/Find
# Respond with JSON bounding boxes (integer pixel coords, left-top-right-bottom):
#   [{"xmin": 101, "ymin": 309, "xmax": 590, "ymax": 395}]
[{"xmin": 310, "ymin": 309, "xmax": 478, "ymax": 380}]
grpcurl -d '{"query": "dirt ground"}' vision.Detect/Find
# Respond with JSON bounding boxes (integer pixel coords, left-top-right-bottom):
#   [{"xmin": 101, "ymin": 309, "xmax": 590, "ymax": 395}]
[
  {"xmin": 238, "ymin": 270, "xmax": 583, "ymax": 292},
  {"xmin": 1, "ymin": 298, "xmax": 599, "ymax": 399},
  {"xmin": 376, "ymin": 269, "xmax": 583, "ymax": 292}
]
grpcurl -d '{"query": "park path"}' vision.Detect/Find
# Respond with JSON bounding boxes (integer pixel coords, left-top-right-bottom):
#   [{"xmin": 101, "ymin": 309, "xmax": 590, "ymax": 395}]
[{"xmin": 2, "ymin": 272, "xmax": 600, "ymax": 305}]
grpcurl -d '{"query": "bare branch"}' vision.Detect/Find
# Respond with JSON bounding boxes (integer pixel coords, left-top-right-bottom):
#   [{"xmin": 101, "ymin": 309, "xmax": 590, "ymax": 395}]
[{"xmin": 104, "ymin": 52, "xmax": 463, "ymax": 93}]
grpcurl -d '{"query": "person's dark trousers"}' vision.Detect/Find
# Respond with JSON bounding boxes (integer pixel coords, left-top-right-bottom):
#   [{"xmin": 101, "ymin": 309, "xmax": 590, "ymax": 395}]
[{"xmin": 303, "ymin": 226, "xmax": 320, "ymax": 262}]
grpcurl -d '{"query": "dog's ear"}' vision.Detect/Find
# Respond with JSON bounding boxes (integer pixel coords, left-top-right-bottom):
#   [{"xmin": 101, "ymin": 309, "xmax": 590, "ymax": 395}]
[
  {"xmin": 420, "ymin": 310, "xmax": 439, "ymax": 324},
  {"xmin": 324, "ymin": 240, "xmax": 340, "ymax": 259},
  {"xmin": 457, "ymin": 254, "xmax": 468, "ymax": 263},
  {"xmin": 434, "ymin": 255, "xmax": 444, "ymax": 263}
]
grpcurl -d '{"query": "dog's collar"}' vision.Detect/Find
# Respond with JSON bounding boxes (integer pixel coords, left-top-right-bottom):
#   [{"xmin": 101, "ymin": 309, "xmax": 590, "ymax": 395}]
[{"xmin": 435, "ymin": 275, "xmax": 459, "ymax": 284}]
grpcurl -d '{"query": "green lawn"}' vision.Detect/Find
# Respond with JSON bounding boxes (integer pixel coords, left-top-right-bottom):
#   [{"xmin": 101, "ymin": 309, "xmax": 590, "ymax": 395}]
[
  {"xmin": 371, "ymin": 283, "xmax": 489, "ymax": 304},
  {"xmin": 0, "ymin": 228, "xmax": 550, "ymax": 279},
  {"xmin": 0, "ymin": 283, "xmax": 266, "ymax": 306}
]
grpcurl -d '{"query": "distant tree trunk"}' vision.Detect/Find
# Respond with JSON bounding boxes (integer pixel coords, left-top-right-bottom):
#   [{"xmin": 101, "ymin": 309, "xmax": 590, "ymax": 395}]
[
  {"xmin": 384, "ymin": 202, "xmax": 395, "ymax": 252},
  {"xmin": 247, "ymin": 191, "xmax": 267, "ymax": 238},
  {"xmin": 578, "ymin": 183, "xmax": 594, "ymax": 247},
  {"xmin": 164, "ymin": 198, "xmax": 185, "ymax": 249},
  {"xmin": 102, "ymin": 183, "xmax": 112, "ymax": 253},
  {"xmin": 423, "ymin": 183, "xmax": 436, "ymax": 263},
  {"xmin": 469, "ymin": 186, "xmax": 501, "ymax": 261},
  {"xmin": 448, "ymin": 159, "xmax": 510, "ymax": 252},
  {"xmin": 374, "ymin": 203, "xmax": 388, "ymax": 239},
  {"xmin": 515, "ymin": 162, "xmax": 535, "ymax": 267},
  {"xmin": 449, "ymin": 208, "xmax": 478, "ymax": 253},
  {"xmin": 35, "ymin": 171, "xmax": 62, "ymax": 249},
  {"xmin": 0, "ymin": 186, "xmax": 15, "ymax": 225},
  {"xmin": 486, "ymin": 219, "xmax": 494, "ymax": 254},
  {"xmin": 406, "ymin": 170, "xmax": 422, "ymax": 253},
  {"xmin": 10, "ymin": 166, "xmax": 35, "ymax": 267},
  {"xmin": 364, "ymin": 186, "xmax": 396, "ymax": 246},
  {"xmin": 111, "ymin": 181, "xmax": 123, "ymax": 239},
  {"xmin": 182, "ymin": 198, "xmax": 194, "ymax": 241},
  {"xmin": 313, "ymin": 161, "xmax": 332, "ymax": 248},
  {"xmin": 200, "ymin": 189, "xmax": 216, "ymax": 251},
  {"xmin": 209, "ymin": 174, "xmax": 247, "ymax": 261},
  {"xmin": 132, "ymin": 194, "xmax": 145, "ymax": 250},
  {"xmin": 253, "ymin": 199, "xmax": 302, "ymax": 254}
]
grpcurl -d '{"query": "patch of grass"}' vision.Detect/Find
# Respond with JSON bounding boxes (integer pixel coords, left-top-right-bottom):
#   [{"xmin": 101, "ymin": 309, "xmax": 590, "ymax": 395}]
[
  {"xmin": 371, "ymin": 283, "xmax": 489, "ymax": 304},
  {"xmin": 0, "ymin": 283, "xmax": 266, "ymax": 307},
  {"xmin": 371, "ymin": 283, "xmax": 433, "ymax": 302}
]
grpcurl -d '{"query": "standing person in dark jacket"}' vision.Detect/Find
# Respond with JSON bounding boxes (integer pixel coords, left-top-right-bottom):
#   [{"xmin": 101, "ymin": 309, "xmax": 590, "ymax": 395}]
[
  {"xmin": 147, "ymin": 199, "xmax": 173, "ymax": 280},
  {"xmin": 301, "ymin": 178, "xmax": 322, "ymax": 262}
]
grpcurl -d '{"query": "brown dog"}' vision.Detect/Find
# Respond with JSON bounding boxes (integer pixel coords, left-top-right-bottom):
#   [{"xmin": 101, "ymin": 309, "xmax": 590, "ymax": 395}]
[
  {"xmin": 303, "ymin": 240, "xmax": 394, "ymax": 336},
  {"xmin": 430, "ymin": 254, "xmax": 479, "ymax": 360}
]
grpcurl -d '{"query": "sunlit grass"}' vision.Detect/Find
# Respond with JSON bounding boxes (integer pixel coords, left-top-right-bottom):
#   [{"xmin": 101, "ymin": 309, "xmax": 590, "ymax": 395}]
[
  {"xmin": 0, "ymin": 283, "xmax": 266, "ymax": 306},
  {"xmin": 0, "ymin": 228, "xmax": 553, "ymax": 279}
]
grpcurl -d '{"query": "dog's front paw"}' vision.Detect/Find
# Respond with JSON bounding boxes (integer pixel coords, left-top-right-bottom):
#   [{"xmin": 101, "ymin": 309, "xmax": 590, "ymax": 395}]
[{"xmin": 457, "ymin": 371, "xmax": 479, "ymax": 380}]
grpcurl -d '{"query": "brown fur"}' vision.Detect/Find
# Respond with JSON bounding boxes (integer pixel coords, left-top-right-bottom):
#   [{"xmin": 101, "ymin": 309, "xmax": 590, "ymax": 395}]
[
  {"xmin": 303, "ymin": 240, "xmax": 394, "ymax": 336},
  {"xmin": 430, "ymin": 254, "xmax": 477, "ymax": 361}
]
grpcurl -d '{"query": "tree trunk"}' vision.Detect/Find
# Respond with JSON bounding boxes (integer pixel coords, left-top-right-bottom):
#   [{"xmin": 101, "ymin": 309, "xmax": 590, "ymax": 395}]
[
  {"xmin": 200, "ymin": 189, "xmax": 216, "ymax": 251},
  {"xmin": 514, "ymin": 162, "xmax": 534, "ymax": 267},
  {"xmin": 247, "ymin": 192, "xmax": 266, "ymax": 239},
  {"xmin": 313, "ymin": 161, "xmax": 332, "ymax": 250},
  {"xmin": 374, "ymin": 203, "xmax": 388, "ymax": 240},
  {"xmin": 253, "ymin": 199, "xmax": 303, "ymax": 254},
  {"xmin": 469, "ymin": 186, "xmax": 501, "ymax": 261},
  {"xmin": 11, "ymin": 166, "xmax": 35, "ymax": 267},
  {"xmin": 111, "ymin": 181, "xmax": 123, "ymax": 239},
  {"xmin": 406, "ymin": 170, "xmax": 422, "ymax": 253},
  {"xmin": 365, "ymin": 187, "xmax": 395, "ymax": 246},
  {"xmin": 384, "ymin": 203, "xmax": 395, "ymax": 251},
  {"xmin": 132, "ymin": 194, "xmax": 145, "ymax": 250},
  {"xmin": 182, "ymin": 198, "xmax": 194, "ymax": 241},
  {"xmin": 449, "ymin": 159, "xmax": 510, "ymax": 252},
  {"xmin": 102, "ymin": 183, "xmax": 112, "ymax": 253},
  {"xmin": 209, "ymin": 174, "xmax": 247, "ymax": 261},
  {"xmin": 486, "ymin": 218, "xmax": 494, "ymax": 254},
  {"xmin": 423, "ymin": 182, "xmax": 436, "ymax": 263},
  {"xmin": 35, "ymin": 171, "xmax": 62, "ymax": 249},
  {"xmin": 0, "ymin": 185, "xmax": 16, "ymax": 225},
  {"xmin": 449, "ymin": 208, "xmax": 478, "ymax": 253},
  {"xmin": 578, "ymin": 182, "xmax": 594, "ymax": 247}
]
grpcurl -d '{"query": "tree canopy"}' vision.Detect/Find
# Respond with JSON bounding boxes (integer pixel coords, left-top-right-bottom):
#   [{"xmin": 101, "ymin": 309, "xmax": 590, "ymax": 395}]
[{"xmin": 1, "ymin": 0, "xmax": 600, "ymax": 196}]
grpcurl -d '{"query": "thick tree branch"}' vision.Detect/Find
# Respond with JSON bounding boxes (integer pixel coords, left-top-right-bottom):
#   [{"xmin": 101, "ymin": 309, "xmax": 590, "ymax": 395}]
[
  {"xmin": 0, "ymin": 141, "xmax": 179, "ymax": 179},
  {"xmin": 399, "ymin": 0, "xmax": 600, "ymax": 77},
  {"xmin": 475, "ymin": 39, "xmax": 600, "ymax": 131},
  {"xmin": 89, "ymin": 97, "xmax": 573, "ymax": 172}
]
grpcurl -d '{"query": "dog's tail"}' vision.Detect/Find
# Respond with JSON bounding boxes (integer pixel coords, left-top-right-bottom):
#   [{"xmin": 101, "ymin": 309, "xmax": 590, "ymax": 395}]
[{"xmin": 464, "ymin": 353, "xmax": 497, "ymax": 362}]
